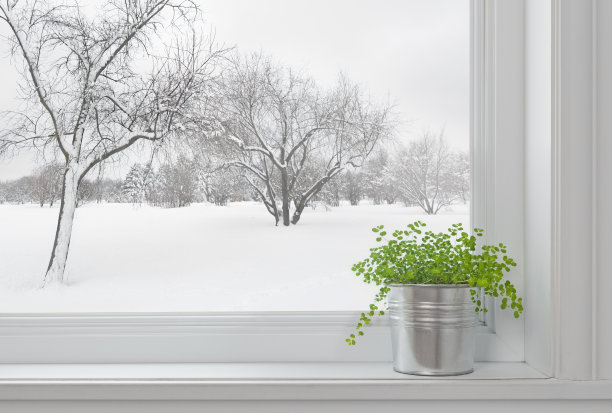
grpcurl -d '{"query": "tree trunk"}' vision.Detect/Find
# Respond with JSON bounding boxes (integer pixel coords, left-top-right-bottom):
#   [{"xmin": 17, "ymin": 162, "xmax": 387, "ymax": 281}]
[
  {"xmin": 280, "ymin": 169, "xmax": 290, "ymax": 226},
  {"xmin": 291, "ymin": 177, "xmax": 333, "ymax": 225},
  {"xmin": 44, "ymin": 165, "xmax": 79, "ymax": 286},
  {"xmin": 291, "ymin": 197, "xmax": 308, "ymax": 225},
  {"xmin": 424, "ymin": 199, "xmax": 435, "ymax": 215},
  {"xmin": 291, "ymin": 205, "xmax": 303, "ymax": 224}
]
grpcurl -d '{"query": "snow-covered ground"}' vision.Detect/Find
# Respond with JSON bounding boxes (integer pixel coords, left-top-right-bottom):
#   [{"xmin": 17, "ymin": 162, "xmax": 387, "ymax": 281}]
[{"xmin": 0, "ymin": 202, "xmax": 469, "ymax": 312}]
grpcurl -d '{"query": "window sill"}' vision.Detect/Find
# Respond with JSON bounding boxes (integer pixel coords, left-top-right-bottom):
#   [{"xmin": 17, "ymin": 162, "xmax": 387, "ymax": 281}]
[{"xmin": 1, "ymin": 362, "xmax": 610, "ymax": 401}]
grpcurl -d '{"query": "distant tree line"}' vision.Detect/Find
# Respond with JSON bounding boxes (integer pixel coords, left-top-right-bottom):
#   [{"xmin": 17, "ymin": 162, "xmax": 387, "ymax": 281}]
[
  {"xmin": 310, "ymin": 132, "xmax": 469, "ymax": 213},
  {"xmin": 120, "ymin": 157, "xmax": 202, "ymax": 208},
  {"xmin": 123, "ymin": 130, "xmax": 469, "ymax": 213},
  {"xmin": 0, "ymin": 163, "xmax": 123, "ymax": 207},
  {"xmin": 1, "ymin": 132, "xmax": 469, "ymax": 216}
]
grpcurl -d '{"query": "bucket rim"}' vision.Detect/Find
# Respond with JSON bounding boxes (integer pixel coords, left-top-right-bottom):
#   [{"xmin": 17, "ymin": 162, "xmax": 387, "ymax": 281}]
[{"xmin": 387, "ymin": 283, "xmax": 473, "ymax": 288}]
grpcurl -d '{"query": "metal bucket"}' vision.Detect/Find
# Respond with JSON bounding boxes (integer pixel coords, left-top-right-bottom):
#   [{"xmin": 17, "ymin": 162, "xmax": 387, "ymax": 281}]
[{"xmin": 388, "ymin": 284, "xmax": 478, "ymax": 376}]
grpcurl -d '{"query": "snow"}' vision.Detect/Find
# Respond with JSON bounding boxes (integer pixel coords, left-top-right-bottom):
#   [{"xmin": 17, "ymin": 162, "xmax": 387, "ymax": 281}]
[{"xmin": 0, "ymin": 202, "xmax": 469, "ymax": 312}]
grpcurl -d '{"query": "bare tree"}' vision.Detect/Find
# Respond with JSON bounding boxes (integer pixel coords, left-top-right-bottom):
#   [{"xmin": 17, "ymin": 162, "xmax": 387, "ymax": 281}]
[
  {"xmin": 186, "ymin": 138, "xmax": 251, "ymax": 206},
  {"xmin": 76, "ymin": 179, "xmax": 95, "ymax": 207},
  {"xmin": 0, "ymin": 181, "xmax": 6, "ymax": 204},
  {"xmin": 0, "ymin": 0, "xmax": 221, "ymax": 285},
  {"xmin": 91, "ymin": 175, "xmax": 123, "ymax": 204},
  {"xmin": 200, "ymin": 166, "xmax": 249, "ymax": 206},
  {"xmin": 214, "ymin": 53, "xmax": 392, "ymax": 226},
  {"xmin": 317, "ymin": 173, "xmax": 342, "ymax": 207},
  {"xmin": 451, "ymin": 151, "xmax": 470, "ymax": 204},
  {"xmin": 390, "ymin": 131, "xmax": 466, "ymax": 215},
  {"xmin": 122, "ymin": 163, "xmax": 150, "ymax": 205},
  {"xmin": 362, "ymin": 149, "xmax": 398, "ymax": 205},
  {"xmin": 1, "ymin": 175, "xmax": 32, "ymax": 203},
  {"xmin": 157, "ymin": 156, "xmax": 199, "ymax": 208},
  {"xmin": 31, "ymin": 162, "xmax": 63, "ymax": 207},
  {"xmin": 341, "ymin": 169, "xmax": 364, "ymax": 206}
]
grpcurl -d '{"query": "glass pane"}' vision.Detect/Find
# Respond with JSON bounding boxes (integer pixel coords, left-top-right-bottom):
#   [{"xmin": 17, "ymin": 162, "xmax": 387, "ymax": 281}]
[{"xmin": 0, "ymin": 0, "xmax": 470, "ymax": 312}]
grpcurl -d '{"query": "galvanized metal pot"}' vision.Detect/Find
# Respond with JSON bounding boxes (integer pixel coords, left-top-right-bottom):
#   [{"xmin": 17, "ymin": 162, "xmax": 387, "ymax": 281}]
[{"xmin": 388, "ymin": 284, "xmax": 478, "ymax": 376}]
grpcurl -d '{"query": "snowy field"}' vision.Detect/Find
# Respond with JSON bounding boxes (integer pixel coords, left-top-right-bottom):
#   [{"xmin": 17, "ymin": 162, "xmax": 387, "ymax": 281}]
[{"xmin": 0, "ymin": 202, "xmax": 469, "ymax": 313}]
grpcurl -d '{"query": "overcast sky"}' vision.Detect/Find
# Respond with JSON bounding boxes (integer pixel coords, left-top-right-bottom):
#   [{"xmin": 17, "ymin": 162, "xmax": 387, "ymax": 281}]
[{"xmin": 0, "ymin": 0, "xmax": 469, "ymax": 180}]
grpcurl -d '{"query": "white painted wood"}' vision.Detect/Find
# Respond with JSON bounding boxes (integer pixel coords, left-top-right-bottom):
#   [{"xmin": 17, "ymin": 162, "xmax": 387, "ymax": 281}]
[
  {"xmin": 0, "ymin": 365, "xmax": 612, "ymax": 401},
  {"xmin": 1, "ymin": 401, "xmax": 612, "ymax": 413},
  {"xmin": 517, "ymin": 0, "xmax": 612, "ymax": 381},
  {"xmin": 524, "ymin": 0, "xmax": 553, "ymax": 377},
  {"xmin": 0, "ymin": 364, "xmax": 608, "ymax": 413},
  {"xmin": 0, "ymin": 362, "xmax": 545, "ymax": 381},
  {"xmin": 470, "ymin": 0, "xmax": 495, "ymax": 330},
  {"xmin": 0, "ymin": 313, "xmax": 507, "ymax": 363},
  {"xmin": 594, "ymin": 0, "xmax": 612, "ymax": 380},
  {"xmin": 471, "ymin": 0, "xmax": 525, "ymax": 360},
  {"xmin": 550, "ymin": 0, "xmax": 597, "ymax": 380}
]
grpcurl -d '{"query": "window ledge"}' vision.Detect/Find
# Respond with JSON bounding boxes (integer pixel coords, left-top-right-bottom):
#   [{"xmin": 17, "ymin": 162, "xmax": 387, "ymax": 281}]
[{"xmin": 1, "ymin": 362, "xmax": 610, "ymax": 401}]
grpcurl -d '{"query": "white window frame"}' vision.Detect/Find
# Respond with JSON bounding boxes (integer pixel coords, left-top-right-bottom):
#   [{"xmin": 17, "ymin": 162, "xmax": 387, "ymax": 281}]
[
  {"xmin": 0, "ymin": 0, "xmax": 525, "ymax": 365},
  {"xmin": 0, "ymin": 1, "xmax": 608, "ymax": 384}
]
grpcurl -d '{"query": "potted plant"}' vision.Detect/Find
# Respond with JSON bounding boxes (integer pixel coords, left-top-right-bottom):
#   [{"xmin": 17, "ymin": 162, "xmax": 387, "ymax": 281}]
[{"xmin": 347, "ymin": 221, "xmax": 523, "ymax": 376}]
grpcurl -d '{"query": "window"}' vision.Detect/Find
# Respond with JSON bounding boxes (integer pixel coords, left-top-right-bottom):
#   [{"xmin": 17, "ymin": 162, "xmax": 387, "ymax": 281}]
[
  {"xmin": 0, "ymin": 0, "xmax": 609, "ymax": 387},
  {"xmin": 0, "ymin": 0, "xmax": 529, "ymax": 368},
  {"xmin": 0, "ymin": 0, "xmax": 471, "ymax": 314}
]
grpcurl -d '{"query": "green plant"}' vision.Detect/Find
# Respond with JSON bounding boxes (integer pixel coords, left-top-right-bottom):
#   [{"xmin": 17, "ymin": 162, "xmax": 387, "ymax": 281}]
[{"xmin": 346, "ymin": 221, "xmax": 522, "ymax": 346}]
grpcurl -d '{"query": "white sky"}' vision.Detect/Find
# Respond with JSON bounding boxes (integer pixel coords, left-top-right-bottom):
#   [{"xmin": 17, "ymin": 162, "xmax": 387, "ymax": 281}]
[{"xmin": 0, "ymin": 0, "xmax": 469, "ymax": 180}]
